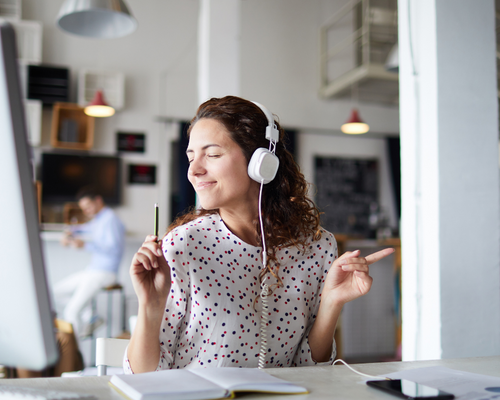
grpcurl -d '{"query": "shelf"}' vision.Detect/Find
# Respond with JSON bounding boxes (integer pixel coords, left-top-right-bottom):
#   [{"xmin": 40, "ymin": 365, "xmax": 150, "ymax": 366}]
[
  {"xmin": 24, "ymin": 99, "xmax": 41, "ymax": 146},
  {"xmin": 78, "ymin": 69, "xmax": 124, "ymax": 110},
  {"xmin": 27, "ymin": 65, "xmax": 70, "ymax": 104},
  {"xmin": 51, "ymin": 102, "xmax": 95, "ymax": 150},
  {"xmin": 0, "ymin": 0, "xmax": 21, "ymax": 20},
  {"xmin": 7, "ymin": 19, "xmax": 42, "ymax": 64}
]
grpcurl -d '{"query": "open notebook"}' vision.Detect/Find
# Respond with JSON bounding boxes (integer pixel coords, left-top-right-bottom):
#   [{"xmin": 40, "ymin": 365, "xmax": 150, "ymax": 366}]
[{"xmin": 109, "ymin": 367, "xmax": 308, "ymax": 400}]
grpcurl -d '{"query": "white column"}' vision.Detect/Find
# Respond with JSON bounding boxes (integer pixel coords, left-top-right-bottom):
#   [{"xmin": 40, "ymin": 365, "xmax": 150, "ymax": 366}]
[
  {"xmin": 198, "ymin": 0, "xmax": 241, "ymax": 103},
  {"xmin": 399, "ymin": 0, "xmax": 500, "ymax": 360}
]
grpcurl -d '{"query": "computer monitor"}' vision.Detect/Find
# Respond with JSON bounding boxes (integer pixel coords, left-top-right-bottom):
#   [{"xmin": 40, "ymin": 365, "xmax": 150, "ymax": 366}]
[{"xmin": 0, "ymin": 22, "xmax": 59, "ymax": 370}]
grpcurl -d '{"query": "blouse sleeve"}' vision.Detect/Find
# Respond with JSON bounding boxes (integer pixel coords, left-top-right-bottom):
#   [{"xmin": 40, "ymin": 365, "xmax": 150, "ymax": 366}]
[
  {"xmin": 292, "ymin": 232, "xmax": 338, "ymax": 367},
  {"xmin": 156, "ymin": 229, "xmax": 190, "ymax": 370}
]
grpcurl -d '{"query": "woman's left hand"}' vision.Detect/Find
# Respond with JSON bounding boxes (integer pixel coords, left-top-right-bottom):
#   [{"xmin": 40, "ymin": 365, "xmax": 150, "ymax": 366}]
[{"xmin": 322, "ymin": 248, "xmax": 395, "ymax": 306}]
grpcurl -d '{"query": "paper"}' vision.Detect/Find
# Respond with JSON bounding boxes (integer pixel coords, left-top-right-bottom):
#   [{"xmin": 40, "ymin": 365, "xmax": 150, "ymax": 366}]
[
  {"xmin": 62, "ymin": 366, "xmax": 124, "ymax": 377},
  {"xmin": 109, "ymin": 367, "xmax": 308, "ymax": 400},
  {"xmin": 380, "ymin": 366, "xmax": 500, "ymax": 400},
  {"xmin": 110, "ymin": 369, "xmax": 228, "ymax": 400},
  {"xmin": 191, "ymin": 367, "xmax": 308, "ymax": 392}
]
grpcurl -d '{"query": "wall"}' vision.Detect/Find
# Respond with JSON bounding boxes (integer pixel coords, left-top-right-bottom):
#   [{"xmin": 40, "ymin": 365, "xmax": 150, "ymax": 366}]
[
  {"xmin": 298, "ymin": 130, "xmax": 398, "ymax": 229},
  {"xmin": 399, "ymin": 0, "xmax": 500, "ymax": 360},
  {"xmin": 21, "ymin": 0, "xmax": 400, "ymax": 365},
  {"xmin": 23, "ymin": 0, "xmax": 200, "ymax": 237},
  {"xmin": 22, "ymin": 0, "xmax": 399, "ymax": 237},
  {"xmin": 240, "ymin": 0, "xmax": 400, "ymax": 135}
]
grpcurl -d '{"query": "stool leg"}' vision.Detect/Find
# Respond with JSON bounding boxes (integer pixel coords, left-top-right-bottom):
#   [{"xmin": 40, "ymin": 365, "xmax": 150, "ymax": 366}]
[
  {"xmin": 121, "ymin": 288, "xmax": 126, "ymax": 333},
  {"xmin": 107, "ymin": 291, "xmax": 112, "ymax": 338},
  {"xmin": 91, "ymin": 296, "xmax": 97, "ymax": 366}
]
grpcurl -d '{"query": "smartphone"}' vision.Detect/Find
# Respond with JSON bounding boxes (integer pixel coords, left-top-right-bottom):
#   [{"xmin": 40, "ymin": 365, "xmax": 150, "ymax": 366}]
[{"xmin": 366, "ymin": 379, "xmax": 455, "ymax": 400}]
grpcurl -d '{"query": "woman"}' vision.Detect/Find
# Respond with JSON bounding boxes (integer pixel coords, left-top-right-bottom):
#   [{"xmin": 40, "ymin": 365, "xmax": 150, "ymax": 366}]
[{"xmin": 126, "ymin": 96, "xmax": 394, "ymax": 373}]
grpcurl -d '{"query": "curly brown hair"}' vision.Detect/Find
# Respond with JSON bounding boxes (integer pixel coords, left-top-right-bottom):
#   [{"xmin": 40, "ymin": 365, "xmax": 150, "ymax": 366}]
[{"xmin": 165, "ymin": 96, "xmax": 322, "ymax": 286}]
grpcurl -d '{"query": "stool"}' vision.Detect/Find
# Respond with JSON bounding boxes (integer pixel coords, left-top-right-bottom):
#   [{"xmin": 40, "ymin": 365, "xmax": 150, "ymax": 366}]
[{"xmin": 90, "ymin": 284, "xmax": 126, "ymax": 365}]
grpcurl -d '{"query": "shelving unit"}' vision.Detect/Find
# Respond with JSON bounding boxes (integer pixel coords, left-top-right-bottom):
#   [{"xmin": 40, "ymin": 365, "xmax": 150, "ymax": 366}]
[
  {"xmin": 0, "ymin": 0, "xmax": 21, "ymax": 20},
  {"xmin": 78, "ymin": 69, "xmax": 124, "ymax": 110},
  {"xmin": 7, "ymin": 19, "xmax": 42, "ymax": 64},
  {"xmin": 27, "ymin": 64, "xmax": 70, "ymax": 104},
  {"xmin": 24, "ymin": 99, "xmax": 42, "ymax": 146},
  {"xmin": 51, "ymin": 102, "xmax": 95, "ymax": 150}
]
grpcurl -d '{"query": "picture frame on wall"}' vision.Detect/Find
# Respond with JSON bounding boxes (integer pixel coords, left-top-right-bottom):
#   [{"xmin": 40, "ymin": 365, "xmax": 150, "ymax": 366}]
[
  {"xmin": 117, "ymin": 132, "xmax": 146, "ymax": 153},
  {"xmin": 128, "ymin": 164, "xmax": 156, "ymax": 185}
]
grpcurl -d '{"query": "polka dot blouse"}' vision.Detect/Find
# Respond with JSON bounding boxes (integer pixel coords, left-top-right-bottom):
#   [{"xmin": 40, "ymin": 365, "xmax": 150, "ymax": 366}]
[{"xmin": 125, "ymin": 213, "xmax": 338, "ymax": 372}]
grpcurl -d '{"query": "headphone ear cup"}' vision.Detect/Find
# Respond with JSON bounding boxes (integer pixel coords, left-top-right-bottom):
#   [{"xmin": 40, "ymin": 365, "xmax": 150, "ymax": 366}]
[{"xmin": 247, "ymin": 148, "xmax": 279, "ymax": 184}]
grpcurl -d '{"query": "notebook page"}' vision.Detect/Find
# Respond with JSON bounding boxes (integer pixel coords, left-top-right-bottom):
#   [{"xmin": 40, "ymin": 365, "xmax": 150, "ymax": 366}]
[
  {"xmin": 190, "ymin": 367, "xmax": 308, "ymax": 393},
  {"xmin": 110, "ymin": 369, "xmax": 229, "ymax": 400}
]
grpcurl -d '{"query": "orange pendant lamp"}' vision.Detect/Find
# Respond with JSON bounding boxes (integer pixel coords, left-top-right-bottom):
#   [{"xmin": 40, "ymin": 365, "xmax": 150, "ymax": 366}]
[
  {"xmin": 84, "ymin": 90, "xmax": 115, "ymax": 117},
  {"xmin": 341, "ymin": 108, "xmax": 369, "ymax": 134}
]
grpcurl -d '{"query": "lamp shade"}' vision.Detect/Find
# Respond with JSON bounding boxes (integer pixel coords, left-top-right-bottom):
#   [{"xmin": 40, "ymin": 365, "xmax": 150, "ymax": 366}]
[
  {"xmin": 341, "ymin": 109, "xmax": 369, "ymax": 134},
  {"xmin": 385, "ymin": 43, "xmax": 398, "ymax": 73},
  {"xmin": 84, "ymin": 90, "xmax": 115, "ymax": 117},
  {"xmin": 57, "ymin": 0, "xmax": 137, "ymax": 39}
]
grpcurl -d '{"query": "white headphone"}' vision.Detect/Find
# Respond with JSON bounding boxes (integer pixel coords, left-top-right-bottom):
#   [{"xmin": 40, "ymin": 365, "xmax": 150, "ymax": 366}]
[{"xmin": 247, "ymin": 101, "xmax": 280, "ymax": 184}]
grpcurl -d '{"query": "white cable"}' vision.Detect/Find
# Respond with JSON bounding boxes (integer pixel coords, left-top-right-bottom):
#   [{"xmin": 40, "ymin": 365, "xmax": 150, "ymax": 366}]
[
  {"xmin": 258, "ymin": 281, "xmax": 269, "ymax": 369},
  {"xmin": 257, "ymin": 178, "xmax": 268, "ymax": 369},
  {"xmin": 333, "ymin": 359, "xmax": 391, "ymax": 381},
  {"xmin": 258, "ymin": 179, "xmax": 267, "ymax": 269},
  {"xmin": 257, "ymin": 138, "xmax": 277, "ymax": 369}
]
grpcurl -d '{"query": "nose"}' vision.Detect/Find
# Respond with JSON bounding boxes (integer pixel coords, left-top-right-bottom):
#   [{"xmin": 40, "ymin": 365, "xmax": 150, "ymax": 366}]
[{"xmin": 188, "ymin": 156, "xmax": 206, "ymax": 177}]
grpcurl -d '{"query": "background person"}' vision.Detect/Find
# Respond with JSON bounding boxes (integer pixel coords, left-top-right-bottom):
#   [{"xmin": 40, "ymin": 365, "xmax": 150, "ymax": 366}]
[
  {"xmin": 54, "ymin": 186, "xmax": 125, "ymax": 338},
  {"xmin": 126, "ymin": 96, "xmax": 394, "ymax": 372}
]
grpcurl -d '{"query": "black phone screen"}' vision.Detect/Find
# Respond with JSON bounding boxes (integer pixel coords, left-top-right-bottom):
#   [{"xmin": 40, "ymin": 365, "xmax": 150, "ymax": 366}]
[{"xmin": 366, "ymin": 379, "xmax": 455, "ymax": 400}]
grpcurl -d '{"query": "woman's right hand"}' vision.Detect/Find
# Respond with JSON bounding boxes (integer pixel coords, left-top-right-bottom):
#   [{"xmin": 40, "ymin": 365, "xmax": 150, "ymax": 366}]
[{"xmin": 129, "ymin": 235, "xmax": 171, "ymax": 311}]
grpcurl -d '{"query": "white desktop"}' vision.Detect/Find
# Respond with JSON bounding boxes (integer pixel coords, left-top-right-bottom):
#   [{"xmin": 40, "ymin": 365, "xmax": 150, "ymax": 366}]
[{"xmin": 0, "ymin": 21, "xmax": 58, "ymax": 370}]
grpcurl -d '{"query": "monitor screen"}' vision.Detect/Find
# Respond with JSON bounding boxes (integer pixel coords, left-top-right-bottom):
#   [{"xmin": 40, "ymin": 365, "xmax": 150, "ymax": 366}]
[
  {"xmin": 0, "ymin": 22, "xmax": 59, "ymax": 369},
  {"xmin": 41, "ymin": 153, "xmax": 122, "ymax": 205}
]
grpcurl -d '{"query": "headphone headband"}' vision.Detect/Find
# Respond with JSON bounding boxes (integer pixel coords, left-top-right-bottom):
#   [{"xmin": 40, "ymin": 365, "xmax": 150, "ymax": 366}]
[
  {"xmin": 247, "ymin": 100, "xmax": 280, "ymax": 184},
  {"xmin": 252, "ymin": 101, "xmax": 279, "ymax": 143}
]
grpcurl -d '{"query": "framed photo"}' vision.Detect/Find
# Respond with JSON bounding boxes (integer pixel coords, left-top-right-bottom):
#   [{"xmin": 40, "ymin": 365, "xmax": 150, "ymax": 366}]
[
  {"xmin": 128, "ymin": 164, "xmax": 156, "ymax": 184},
  {"xmin": 117, "ymin": 132, "xmax": 145, "ymax": 153}
]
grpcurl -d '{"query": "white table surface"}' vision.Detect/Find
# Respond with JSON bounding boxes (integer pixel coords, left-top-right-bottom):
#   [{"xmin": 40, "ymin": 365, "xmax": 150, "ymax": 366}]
[{"xmin": 0, "ymin": 356, "xmax": 498, "ymax": 399}]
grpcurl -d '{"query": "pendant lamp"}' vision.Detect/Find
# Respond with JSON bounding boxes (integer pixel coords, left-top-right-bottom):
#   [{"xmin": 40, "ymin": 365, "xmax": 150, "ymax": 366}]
[
  {"xmin": 84, "ymin": 90, "xmax": 115, "ymax": 117},
  {"xmin": 385, "ymin": 43, "xmax": 399, "ymax": 73},
  {"xmin": 341, "ymin": 108, "xmax": 369, "ymax": 134},
  {"xmin": 57, "ymin": 0, "xmax": 137, "ymax": 39}
]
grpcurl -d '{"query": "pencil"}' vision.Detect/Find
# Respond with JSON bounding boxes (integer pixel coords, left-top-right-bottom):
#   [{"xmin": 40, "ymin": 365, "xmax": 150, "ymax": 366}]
[{"xmin": 154, "ymin": 203, "xmax": 159, "ymax": 238}]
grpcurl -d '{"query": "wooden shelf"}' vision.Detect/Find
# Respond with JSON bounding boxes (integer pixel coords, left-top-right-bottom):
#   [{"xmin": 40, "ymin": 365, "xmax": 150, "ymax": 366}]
[{"xmin": 51, "ymin": 102, "xmax": 95, "ymax": 150}]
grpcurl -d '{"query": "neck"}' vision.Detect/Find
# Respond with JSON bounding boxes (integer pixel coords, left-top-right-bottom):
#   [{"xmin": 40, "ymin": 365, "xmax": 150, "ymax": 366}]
[{"xmin": 219, "ymin": 207, "xmax": 259, "ymax": 247}]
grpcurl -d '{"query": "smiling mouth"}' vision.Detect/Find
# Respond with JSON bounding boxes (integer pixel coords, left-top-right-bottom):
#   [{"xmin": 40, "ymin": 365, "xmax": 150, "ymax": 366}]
[{"xmin": 196, "ymin": 181, "xmax": 216, "ymax": 190}]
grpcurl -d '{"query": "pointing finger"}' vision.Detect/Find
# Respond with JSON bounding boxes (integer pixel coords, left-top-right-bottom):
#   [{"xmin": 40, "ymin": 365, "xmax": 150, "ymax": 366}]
[{"xmin": 365, "ymin": 248, "xmax": 395, "ymax": 265}]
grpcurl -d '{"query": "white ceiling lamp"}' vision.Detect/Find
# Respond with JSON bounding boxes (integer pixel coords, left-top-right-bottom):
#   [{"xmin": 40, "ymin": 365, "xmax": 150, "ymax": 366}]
[
  {"xmin": 57, "ymin": 0, "xmax": 137, "ymax": 39},
  {"xmin": 385, "ymin": 43, "xmax": 399, "ymax": 73}
]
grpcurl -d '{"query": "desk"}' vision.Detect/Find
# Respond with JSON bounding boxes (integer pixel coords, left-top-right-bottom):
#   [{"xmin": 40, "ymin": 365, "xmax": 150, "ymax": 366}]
[{"xmin": 1, "ymin": 356, "xmax": 499, "ymax": 399}]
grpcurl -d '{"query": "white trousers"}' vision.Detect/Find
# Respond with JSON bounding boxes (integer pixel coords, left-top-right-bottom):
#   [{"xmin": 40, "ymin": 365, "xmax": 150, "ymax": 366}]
[{"xmin": 53, "ymin": 269, "xmax": 117, "ymax": 335}]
